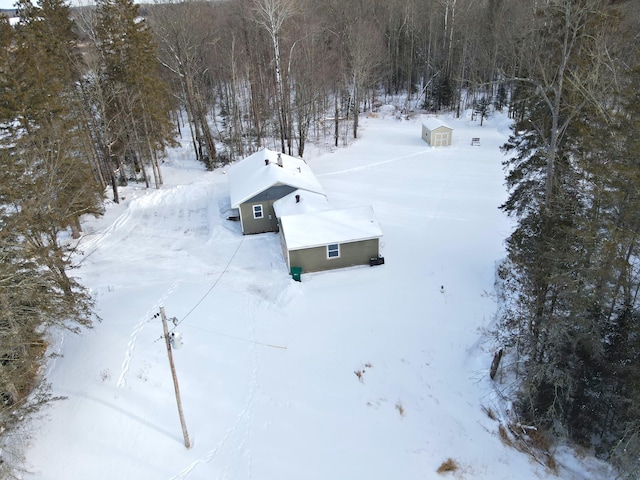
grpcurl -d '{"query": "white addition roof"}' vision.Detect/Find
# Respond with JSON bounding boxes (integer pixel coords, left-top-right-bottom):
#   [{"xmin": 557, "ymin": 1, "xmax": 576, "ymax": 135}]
[
  {"xmin": 280, "ymin": 206, "xmax": 383, "ymax": 251},
  {"xmin": 422, "ymin": 117, "xmax": 453, "ymax": 131},
  {"xmin": 273, "ymin": 190, "xmax": 331, "ymax": 218},
  {"xmin": 228, "ymin": 148, "xmax": 325, "ymax": 208}
]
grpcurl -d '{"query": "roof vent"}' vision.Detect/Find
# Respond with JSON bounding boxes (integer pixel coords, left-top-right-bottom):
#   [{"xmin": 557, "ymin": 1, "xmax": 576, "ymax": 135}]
[
  {"xmin": 295, "ymin": 194, "xmax": 300, "ymax": 203},
  {"xmin": 265, "ymin": 158, "xmax": 269, "ymax": 166},
  {"xmin": 277, "ymin": 153, "xmax": 283, "ymax": 167}
]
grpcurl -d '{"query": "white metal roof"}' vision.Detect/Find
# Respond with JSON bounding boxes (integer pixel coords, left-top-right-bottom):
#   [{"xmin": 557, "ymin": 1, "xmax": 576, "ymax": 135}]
[
  {"xmin": 280, "ymin": 206, "xmax": 383, "ymax": 251},
  {"xmin": 422, "ymin": 117, "xmax": 453, "ymax": 131},
  {"xmin": 228, "ymin": 148, "xmax": 325, "ymax": 208}
]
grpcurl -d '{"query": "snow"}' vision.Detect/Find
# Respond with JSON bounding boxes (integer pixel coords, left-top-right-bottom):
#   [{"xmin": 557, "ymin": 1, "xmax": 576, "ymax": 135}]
[
  {"xmin": 272, "ymin": 190, "xmax": 331, "ymax": 218},
  {"xmin": 21, "ymin": 109, "xmax": 615, "ymax": 479},
  {"xmin": 228, "ymin": 148, "xmax": 324, "ymax": 209},
  {"xmin": 422, "ymin": 116, "xmax": 453, "ymax": 131},
  {"xmin": 279, "ymin": 205, "xmax": 382, "ymax": 250}
]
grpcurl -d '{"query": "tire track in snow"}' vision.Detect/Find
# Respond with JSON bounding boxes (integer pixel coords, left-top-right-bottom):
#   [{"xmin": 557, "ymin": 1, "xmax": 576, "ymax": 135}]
[
  {"xmin": 75, "ymin": 207, "xmax": 134, "ymax": 266},
  {"xmin": 117, "ymin": 282, "xmax": 179, "ymax": 388},
  {"xmin": 316, "ymin": 149, "xmax": 429, "ymax": 177},
  {"xmin": 169, "ymin": 297, "xmax": 261, "ymax": 480}
]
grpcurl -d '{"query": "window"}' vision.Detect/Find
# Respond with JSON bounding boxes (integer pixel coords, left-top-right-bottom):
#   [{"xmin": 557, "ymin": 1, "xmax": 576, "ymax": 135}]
[
  {"xmin": 253, "ymin": 204, "xmax": 264, "ymax": 219},
  {"xmin": 327, "ymin": 243, "xmax": 340, "ymax": 258}
]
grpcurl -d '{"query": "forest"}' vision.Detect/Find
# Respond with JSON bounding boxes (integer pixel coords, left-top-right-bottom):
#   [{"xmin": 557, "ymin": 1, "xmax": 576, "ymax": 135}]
[{"xmin": 0, "ymin": 0, "xmax": 639, "ymax": 476}]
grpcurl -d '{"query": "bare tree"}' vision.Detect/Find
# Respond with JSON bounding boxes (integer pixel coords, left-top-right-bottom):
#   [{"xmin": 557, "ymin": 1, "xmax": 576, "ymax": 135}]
[
  {"xmin": 253, "ymin": 0, "xmax": 297, "ymax": 154},
  {"xmin": 346, "ymin": 18, "xmax": 384, "ymax": 138},
  {"xmin": 150, "ymin": 0, "xmax": 219, "ymax": 168}
]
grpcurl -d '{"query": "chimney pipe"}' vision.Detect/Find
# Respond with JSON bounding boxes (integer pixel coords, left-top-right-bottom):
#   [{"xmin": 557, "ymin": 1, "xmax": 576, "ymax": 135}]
[
  {"xmin": 295, "ymin": 194, "xmax": 300, "ymax": 203},
  {"xmin": 277, "ymin": 153, "xmax": 283, "ymax": 167},
  {"xmin": 265, "ymin": 158, "xmax": 269, "ymax": 166}
]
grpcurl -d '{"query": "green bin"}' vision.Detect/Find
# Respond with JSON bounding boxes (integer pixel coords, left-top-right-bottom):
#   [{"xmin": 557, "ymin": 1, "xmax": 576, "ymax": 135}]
[{"xmin": 291, "ymin": 266, "xmax": 302, "ymax": 282}]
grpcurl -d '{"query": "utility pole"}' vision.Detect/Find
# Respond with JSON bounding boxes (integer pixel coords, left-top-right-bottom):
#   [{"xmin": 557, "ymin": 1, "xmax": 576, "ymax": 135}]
[{"xmin": 160, "ymin": 306, "xmax": 191, "ymax": 449}]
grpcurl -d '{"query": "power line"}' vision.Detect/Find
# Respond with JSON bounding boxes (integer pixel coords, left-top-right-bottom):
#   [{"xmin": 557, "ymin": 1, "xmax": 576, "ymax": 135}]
[
  {"xmin": 61, "ymin": 236, "xmax": 248, "ymax": 379},
  {"xmin": 180, "ymin": 323, "xmax": 287, "ymax": 350},
  {"xmin": 171, "ymin": 236, "xmax": 245, "ymax": 331}
]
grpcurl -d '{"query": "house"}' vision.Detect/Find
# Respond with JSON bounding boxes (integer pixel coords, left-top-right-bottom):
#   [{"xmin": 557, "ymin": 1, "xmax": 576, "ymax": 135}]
[
  {"xmin": 228, "ymin": 149, "xmax": 385, "ymax": 278},
  {"xmin": 228, "ymin": 148, "xmax": 325, "ymax": 235},
  {"xmin": 278, "ymin": 206, "xmax": 383, "ymax": 274},
  {"xmin": 421, "ymin": 118, "xmax": 453, "ymax": 146}
]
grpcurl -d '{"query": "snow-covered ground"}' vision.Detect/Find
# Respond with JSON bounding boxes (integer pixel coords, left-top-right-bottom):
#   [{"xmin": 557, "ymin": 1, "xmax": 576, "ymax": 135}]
[{"xmin": 22, "ymin": 109, "xmax": 614, "ymax": 479}]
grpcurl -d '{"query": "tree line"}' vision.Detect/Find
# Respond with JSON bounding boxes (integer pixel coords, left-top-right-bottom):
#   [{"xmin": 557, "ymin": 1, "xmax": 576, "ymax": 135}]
[
  {"xmin": 0, "ymin": 0, "xmax": 639, "ymax": 476},
  {"xmin": 0, "ymin": 0, "xmax": 173, "ymax": 472},
  {"xmin": 495, "ymin": 1, "xmax": 640, "ymax": 477}
]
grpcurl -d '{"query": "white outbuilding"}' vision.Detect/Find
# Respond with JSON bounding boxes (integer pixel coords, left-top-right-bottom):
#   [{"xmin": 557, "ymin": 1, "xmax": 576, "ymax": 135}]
[{"xmin": 421, "ymin": 118, "xmax": 453, "ymax": 147}]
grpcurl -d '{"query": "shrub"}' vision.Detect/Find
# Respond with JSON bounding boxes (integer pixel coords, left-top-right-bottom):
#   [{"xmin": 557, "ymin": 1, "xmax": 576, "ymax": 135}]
[{"xmin": 436, "ymin": 458, "xmax": 458, "ymax": 474}]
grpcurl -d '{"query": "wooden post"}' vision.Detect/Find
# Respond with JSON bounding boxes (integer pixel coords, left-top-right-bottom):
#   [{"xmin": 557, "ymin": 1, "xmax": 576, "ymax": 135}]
[
  {"xmin": 160, "ymin": 306, "xmax": 191, "ymax": 449},
  {"xmin": 490, "ymin": 348, "xmax": 504, "ymax": 380}
]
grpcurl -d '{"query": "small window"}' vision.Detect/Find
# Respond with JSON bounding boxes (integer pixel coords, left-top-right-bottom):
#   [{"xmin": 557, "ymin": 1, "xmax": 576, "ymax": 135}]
[
  {"xmin": 253, "ymin": 204, "xmax": 264, "ymax": 219},
  {"xmin": 327, "ymin": 243, "xmax": 340, "ymax": 258}
]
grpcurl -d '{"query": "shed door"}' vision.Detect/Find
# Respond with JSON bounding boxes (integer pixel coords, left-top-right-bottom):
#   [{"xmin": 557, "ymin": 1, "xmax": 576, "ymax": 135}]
[{"xmin": 434, "ymin": 132, "xmax": 449, "ymax": 146}]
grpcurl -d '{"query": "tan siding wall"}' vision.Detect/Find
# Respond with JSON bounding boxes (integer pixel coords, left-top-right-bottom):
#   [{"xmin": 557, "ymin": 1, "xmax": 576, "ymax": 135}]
[
  {"xmin": 422, "ymin": 125, "xmax": 452, "ymax": 146},
  {"xmin": 432, "ymin": 126, "xmax": 452, "ymax": 146},
  {"xmin": 289, "ymin": 238, "xmax": 380, "ymax": 273}
]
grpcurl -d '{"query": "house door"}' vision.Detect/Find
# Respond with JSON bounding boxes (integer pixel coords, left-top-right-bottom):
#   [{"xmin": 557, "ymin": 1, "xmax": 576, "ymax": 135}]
[{"xmin": 434, "ymin": 132, "xmax": 449, "ymax": 146}]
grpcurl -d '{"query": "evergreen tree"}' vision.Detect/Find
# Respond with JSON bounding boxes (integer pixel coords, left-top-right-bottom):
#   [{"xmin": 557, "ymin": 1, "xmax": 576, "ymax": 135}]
[
  {"xmin": 573, "ymin": 63, "xmax": 640, "ymax": 468},
  {"xmin": 433, "ymin": 75, "xmax": 453, "ymax": 112},
  {"xmin": 473, "ymin": 96, "xmax": 491, "ymax": 126},
  {"xmin": 0, "ymin": 0, "xmax": 99, "ymax": 466},
  {"xmin": 494, "ymin": 83, "xmax": 507, "ymax": 112},
  {"xmin": 496, "ymin": 2, "xmax": 640, "ymax": 472},
  {"xmin": 93, "ymin": 0, "xmax": 176, "ymax": 192}
]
